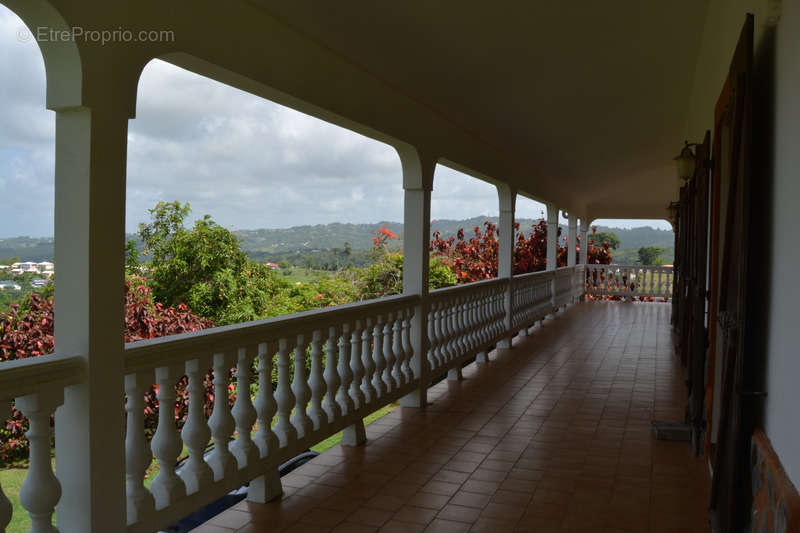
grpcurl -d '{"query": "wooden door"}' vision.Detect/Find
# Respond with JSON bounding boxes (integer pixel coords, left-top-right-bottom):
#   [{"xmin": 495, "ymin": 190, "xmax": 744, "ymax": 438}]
[
  {"xmin": 708, "ymin": 14, "xmax": 754, "ymax": 532},
  {"xmin": 688, "ymin": 131, "xmax": 711, "ymax": 456}
]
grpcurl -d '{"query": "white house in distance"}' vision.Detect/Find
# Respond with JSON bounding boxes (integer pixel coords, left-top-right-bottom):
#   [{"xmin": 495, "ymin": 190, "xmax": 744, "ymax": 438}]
[{"xmin": 7, "ymin": 261, "xmax": 54, "ymax": 277}]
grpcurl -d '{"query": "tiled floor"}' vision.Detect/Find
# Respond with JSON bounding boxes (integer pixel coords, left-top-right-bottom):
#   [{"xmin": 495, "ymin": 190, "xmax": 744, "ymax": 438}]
[{"xmin": 194, "ymin": 302, "xmax": 710, "ymax": 533}]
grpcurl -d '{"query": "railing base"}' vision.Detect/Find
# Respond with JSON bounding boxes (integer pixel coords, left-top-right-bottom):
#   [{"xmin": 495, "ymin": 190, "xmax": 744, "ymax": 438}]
[
  {"xmin": 400, "ymin": 387, "xmax": 427, "ymax": 408},
  {"xmin": 247, "ymin": 469, "xmax": 282, "ymax": 504},
  {"xmin": 447, "ymin": 367, "xmax": 463, "ymax": 381},
  {"xmin": 342, "ymin": 420, "xmax": 367, "ymax": 447}
]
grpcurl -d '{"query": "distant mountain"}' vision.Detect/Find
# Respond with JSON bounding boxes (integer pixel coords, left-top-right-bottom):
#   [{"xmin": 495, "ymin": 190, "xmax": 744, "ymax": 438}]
[
  {"xmin": 0, "ymin": 219, "xmax": 673, "ymax": 262},
  {"xmin": 0, "ymin": 237, "xmax": 55, "ymax": 262}
]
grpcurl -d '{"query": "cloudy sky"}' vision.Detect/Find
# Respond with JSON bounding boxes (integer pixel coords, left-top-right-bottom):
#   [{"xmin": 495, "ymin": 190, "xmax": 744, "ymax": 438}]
[{"xmin": 0, "ymin": 7, "xmax": 670, "ymax": 238}]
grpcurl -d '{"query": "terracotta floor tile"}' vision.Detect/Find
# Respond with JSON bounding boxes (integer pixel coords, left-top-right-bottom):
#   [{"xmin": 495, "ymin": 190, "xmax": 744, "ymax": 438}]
[
  {"xmin": 424, "ymin": 518, "xmax": 472, "ymax": 533},
  {"xmin": 379, "ymin": 520, "xmax": 426, "ymax": 532},
  {"xmin": 348, "ymin": 508, "xmax": 395, "ymax": 527},
  {"xmin": 392, "ymin": 505, "xmax": 439, "ymax": 525}
]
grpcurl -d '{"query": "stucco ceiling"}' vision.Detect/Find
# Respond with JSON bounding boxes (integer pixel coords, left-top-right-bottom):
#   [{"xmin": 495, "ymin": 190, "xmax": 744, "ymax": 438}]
[{"xmin": 254, "ymin": 1, "xmax": 710, "ymax": 219}]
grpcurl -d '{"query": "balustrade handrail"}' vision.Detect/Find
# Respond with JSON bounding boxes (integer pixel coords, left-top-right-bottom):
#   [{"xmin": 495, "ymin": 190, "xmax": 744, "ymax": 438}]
[
  {"xmin": 124, "ymin": 293, "xmax": 420, "ymax": 374},
  {"xmin": 428, "ymin": 276, "xmax": 508, "ymax": 300},
  {"xmin": 512, "ymin": 269, "xmax": 555, "ymax": 282},
  {"xmin": 587, "ymin": 264, "xmax": 672, "ymax": 270},
  {"xmin": 0, "ymin": 354, "xmax": 84, "ymax": 401}
]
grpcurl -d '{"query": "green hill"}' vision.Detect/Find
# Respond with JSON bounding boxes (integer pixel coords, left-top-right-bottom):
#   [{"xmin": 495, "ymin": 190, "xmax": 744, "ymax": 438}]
[{"xmin": 0, "ymin": 219, "xmax": 673, "ymax": 265}]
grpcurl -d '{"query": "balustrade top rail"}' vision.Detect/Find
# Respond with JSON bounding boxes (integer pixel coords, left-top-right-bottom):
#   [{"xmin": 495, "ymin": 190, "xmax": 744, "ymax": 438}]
[
  {"xmin": 0, "ymin": 354, "xmax": 84, "ymax": 401},
  {"xmin": 512, "ymin": 269, "xmax": 555, "ymax": 282},
  {"xmin": 124, "ymin": 293, "xmax": 420, "ymax": 374},
  {"xmin": 427, "ymin": 276, "xmax": 508, "ymax": 300}
]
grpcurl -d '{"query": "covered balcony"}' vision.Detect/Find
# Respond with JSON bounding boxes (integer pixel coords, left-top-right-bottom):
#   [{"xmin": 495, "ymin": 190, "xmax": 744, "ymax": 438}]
[{"xmin": 1, "ymin": 1, "xmax": 799, "ymax": 533}]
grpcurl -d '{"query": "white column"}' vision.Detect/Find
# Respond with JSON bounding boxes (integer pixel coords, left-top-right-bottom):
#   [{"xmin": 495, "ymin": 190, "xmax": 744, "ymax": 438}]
[
  {"xmin": 567, "ymin": 214, "xmax": 577, "ymax": 268},
  {"xmin": 579, "ymin": 218, "xmax": 589, "ymax": 265},
  {"xmin": 53, "ymin": 104, "xmax": 130, "ymax": 531},
  {"xmin": 567, "ymin": 214, "xmax": 577, "ymax": 304},
  {"xmin": 546, "ymin": 204, "xmax": 558, "ymax": 315},
  {"xmin": 398, "ymin": 147, "xmax": 435, "ymax": 408},
  {"xmin": 496, "ymin": 184, "xmax": 516, "ymax": 348}
]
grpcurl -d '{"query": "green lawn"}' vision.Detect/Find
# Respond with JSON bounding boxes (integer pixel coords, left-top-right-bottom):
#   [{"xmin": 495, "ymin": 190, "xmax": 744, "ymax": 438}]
[
  {"xmin": 1, "ymin": 403, "xmax": 397, "ymax": 533},
  {"xmin": 280, "ymin": 268, "xmax": 333, "ymax": 284}
]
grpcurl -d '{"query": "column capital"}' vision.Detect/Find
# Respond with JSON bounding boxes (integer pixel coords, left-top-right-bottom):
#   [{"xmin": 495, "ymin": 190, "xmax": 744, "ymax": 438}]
[
  {"xmin": 546, "ymin": 203, "xmax": 558, "ymax": 225},
  {"xmin": 396, "ymin": 145, "xmax": 435, "ymax": 192},
  {"xmin": 496, "ymin": 183, "xmax": 516, "ymax": 213}
]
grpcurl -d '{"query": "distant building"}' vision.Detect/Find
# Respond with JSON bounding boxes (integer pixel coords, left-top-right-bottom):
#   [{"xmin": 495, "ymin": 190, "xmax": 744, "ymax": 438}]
[
  {"xmin": 265, "ymin": 262, "xmax": 280, "ymax": 270},
  {"xmin": 0, "ymin": 281, "xmax": 22, "ymax": 291},
  {"xmin": 30, "ymin": 278, "xmax": 49, "ymax": 288}
]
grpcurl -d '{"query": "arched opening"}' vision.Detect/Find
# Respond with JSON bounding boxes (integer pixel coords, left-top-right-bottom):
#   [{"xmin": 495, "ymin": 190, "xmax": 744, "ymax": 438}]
[
  {"xmin": 127, "ymin": 58, "xmax": 404, "ymax": 331},
  {"xmin": 0, "ymin": 4, "xmax": 59, "ymax": 531},
  {"xmin": 589, "ymin": 218, "xmax": 674, "ymax": 265},
  {"xmin": 430, "ymin": 164, "xmax": 499, "ymax": 284}
]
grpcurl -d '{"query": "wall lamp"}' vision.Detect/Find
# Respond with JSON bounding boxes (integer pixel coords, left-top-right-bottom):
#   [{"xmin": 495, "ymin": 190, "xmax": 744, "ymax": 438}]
[{"xmin": 673, "ymin": 141, "xmax": 701, "ymax": 182}]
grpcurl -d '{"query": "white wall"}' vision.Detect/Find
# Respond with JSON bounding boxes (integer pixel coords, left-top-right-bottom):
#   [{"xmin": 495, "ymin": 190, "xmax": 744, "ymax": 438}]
[{"xmin": 763, "ymin": 0, "xmax": 800, "ymax": 487}]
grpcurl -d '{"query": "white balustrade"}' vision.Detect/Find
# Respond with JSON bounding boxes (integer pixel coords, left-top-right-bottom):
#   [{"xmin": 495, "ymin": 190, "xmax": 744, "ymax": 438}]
[
  {"xmin": 584, "ymin": 264, "xmax": 673, "ymax": 300},
  {"xmin": 426, "ymin": 278, "xmax": 509, "ymax": 377},
  {"xmin": 120, "ymin": 294, "xmax": 417, "ymax": 531},
  {"xmin": 511, "ymin": 270, "xmax": 555, "ymax": 332}
]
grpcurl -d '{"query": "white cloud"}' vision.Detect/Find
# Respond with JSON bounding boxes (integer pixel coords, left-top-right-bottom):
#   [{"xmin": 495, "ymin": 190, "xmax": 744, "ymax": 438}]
[{"xmin": 0, "ymin": 6, "xmax": 672, "ymax": 238}]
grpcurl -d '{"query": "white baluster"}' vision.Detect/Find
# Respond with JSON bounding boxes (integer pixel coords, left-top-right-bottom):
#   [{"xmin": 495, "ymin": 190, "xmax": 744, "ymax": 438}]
[
  {"xmin": 307, "ymin": 330, "xmax": 326, "ymax": 430},
  {"xmin": 249, "ymin": 344, "xmax": 283, "ymax": 504},
  {"xmin": 372, "ymin": 317, "xmax": 387, "ymax": 398},
  {"xmin": 207, "ymin": 353, "xmax": 236, "ymax": 482},
  {"xmin": 349, "ymin": 321, "xmax": 365, "ymax": 409},
  {"xmin": 150, "ymin": 366, "xmax": 187, "ymax": 508},
  {"xmin": 16, "ymin": 389, "xmax": 62, "ymax": 533},
  {"xmin": 274, "ymin": 338, "xmax": 297, "ymax": 447},
  {"xmin": 324, "ymin": 326, "xmax": 342, "ymax": 422},
  {"xmin": 231, "ymin": 347, "xmax": 258, "ymax": 469},
  {"xmin": 253, "ymin": 342, "xmax": 278, "ymax": 458},
  {"xmin": 125, "ymin": 372, "xmax": 155, "ymax": 524},
  {"xmin": 401, "ymin": 309, "xmax": 414, "ymax": 383},
  {"xmin": 382, "ymin": 314, "xmax": 395, "ymax": 392},
  {"xmin": 361, "ymin": 318, "xmax": 376, "ymax": 404},
  {"xmin": 337, "ymin": 323, "xmax": 354, "ymax": 415},
  {"xmin": 291, "ymin": 335, "xmax": 313, "ymax": 438},
  {"xmin": 391, "ymin": 316, "xmax": 403, "ymax": 387},
  {"xmin": 432, "ymin": 305, "xmax": 443, "ymax": 367},
  {"xmin": 444, "ymin": 302, "xmax": 456, "ymax": 361},
  {"xmin": 179, "ymin": 360, "xmax": 213, "ymax": 495},
  {"xmin": 426, "ymin": 305, "xmax": 437, "ymax": 370}
]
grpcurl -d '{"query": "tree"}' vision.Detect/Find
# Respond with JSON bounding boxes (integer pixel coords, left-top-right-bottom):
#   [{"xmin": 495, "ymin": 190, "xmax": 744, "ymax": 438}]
[
  {"xmin": 590, "ymin": 231, "xmax": 621, "ymax": 250},
  {"xmin": 138, "ymin": 201, "xmax": 292, "ymax": 324},
  {"xmin": 637, "ymin": 246, "xmax": 664, "ymax": 265}
]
